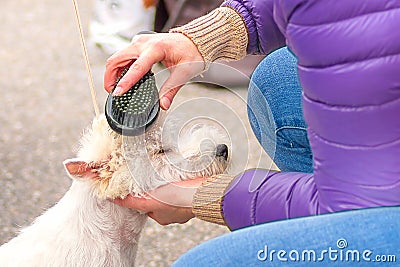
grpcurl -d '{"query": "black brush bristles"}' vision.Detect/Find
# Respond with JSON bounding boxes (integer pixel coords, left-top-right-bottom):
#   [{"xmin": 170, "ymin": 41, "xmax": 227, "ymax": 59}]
[{"xmin": 105, "ymin": 68, "xmax": 160, "ymax": 136}]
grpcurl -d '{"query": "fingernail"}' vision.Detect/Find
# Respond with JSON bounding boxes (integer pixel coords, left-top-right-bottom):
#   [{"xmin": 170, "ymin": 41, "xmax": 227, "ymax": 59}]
[
  {"xmin": 113, "ymin": 86, "xmax": 123, "ymax": 96},
  {"xmin": 161, "ymin": 97, "xmax": 171, "ymax": 110}
]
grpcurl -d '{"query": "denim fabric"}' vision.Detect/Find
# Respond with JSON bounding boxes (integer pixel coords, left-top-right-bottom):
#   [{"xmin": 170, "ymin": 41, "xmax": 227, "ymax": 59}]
[
  {"xmin": 173, "ymin": 207, "xmax": 400, "ymax": 266},
  {"xmin": 247, "ymin": 47, "xmax": 313, "ymax": 173}
]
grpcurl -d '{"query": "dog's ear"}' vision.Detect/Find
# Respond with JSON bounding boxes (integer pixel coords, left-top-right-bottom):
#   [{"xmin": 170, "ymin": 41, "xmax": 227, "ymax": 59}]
[{"xmin": 63, "ymin": 158, "xmax": 99, "ymax": 180}]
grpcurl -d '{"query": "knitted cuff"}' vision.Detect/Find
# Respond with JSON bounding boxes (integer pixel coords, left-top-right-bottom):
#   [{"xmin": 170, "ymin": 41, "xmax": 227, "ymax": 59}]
[
  {"xmin": 192, "ymin": 174, "xmax": 236, "ymax": 226},
  {"xmin": 170, "ymin": 7, "xmax": 248, "ymax": 64}
]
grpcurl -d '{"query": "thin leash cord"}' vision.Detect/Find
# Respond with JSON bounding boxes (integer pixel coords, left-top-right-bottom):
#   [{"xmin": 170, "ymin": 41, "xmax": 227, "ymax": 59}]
[{"xmin": 71, "ymin": 0, "xmax": 100, "ymax": 117}]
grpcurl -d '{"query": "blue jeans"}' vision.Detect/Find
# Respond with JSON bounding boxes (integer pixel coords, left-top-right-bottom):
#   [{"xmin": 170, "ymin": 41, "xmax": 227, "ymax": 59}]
[
  {"xmin": 173, "ymin": 47, "xmax": 400, "ymax": 266},
  {"xmin": 173, "ymin": 207, "xmax": 400, "ymax": 266},
  {"xmin": 247, "ymin": 47, "xmax": 313, "ymax": 173}
]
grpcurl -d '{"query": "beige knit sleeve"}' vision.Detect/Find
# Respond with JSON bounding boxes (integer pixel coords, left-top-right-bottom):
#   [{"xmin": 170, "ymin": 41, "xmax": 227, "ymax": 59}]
[
  {"xmin": 169, "ymin": 7, "xmax": 248, "ymax": 64},
  {"xmin": 192, "ymin": 174, "xmax": 236, "ymax": 226}
]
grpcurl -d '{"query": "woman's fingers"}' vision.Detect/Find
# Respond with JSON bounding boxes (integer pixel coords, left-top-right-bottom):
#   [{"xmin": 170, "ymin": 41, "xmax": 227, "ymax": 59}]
[
  {"xmin": 104, "ymin": 58, "xmax": 133, "ymax": 93},
  {"xmin": 110, "ymin": 178, "xmax": 206, "ymax": 225},
  {"xmin": 113, "ymin": 48, "xmax": 165, "ymax": 96},
  {"xmin": 104, "ymin": 32, "xmax": 205, "ymax": 108},
  {"xmin": 104, "ymin": 34, "xmax": 156, "ymax": 93},
  {"xmin": 159, "ymin": 61, "xmax": 205, "ymax": 110},
  {"xmin": 111, "ymin": 194, "xmax": 151, "ymax": 211}
]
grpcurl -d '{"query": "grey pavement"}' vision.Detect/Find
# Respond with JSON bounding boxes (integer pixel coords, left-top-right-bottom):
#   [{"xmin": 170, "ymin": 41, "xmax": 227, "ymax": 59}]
[{"xmin": 0, "ymin": 0, "xmax": 273, "ymax": 266}]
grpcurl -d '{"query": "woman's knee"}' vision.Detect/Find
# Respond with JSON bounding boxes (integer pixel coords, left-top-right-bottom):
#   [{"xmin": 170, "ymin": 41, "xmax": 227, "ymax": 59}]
[
  {"xmin": 249, "ymin": 47, "xmax": 299, "ymax": 101},
  {"xmin": 248, "ymin": 48, "xmax": 302, "ymax": 137},
  {"xmin": 248, "ymin": 47, "xmax": 303, "ymax": 129},
  {"xmin": 248, "ymin": 47, "xmax": 311, "ymax": 168}
]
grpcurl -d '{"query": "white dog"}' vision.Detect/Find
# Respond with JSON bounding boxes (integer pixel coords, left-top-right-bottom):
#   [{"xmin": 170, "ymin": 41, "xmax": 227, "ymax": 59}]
[{"xmin": 0, "ymin": 113, "xmax": 229, "ymax": 267}]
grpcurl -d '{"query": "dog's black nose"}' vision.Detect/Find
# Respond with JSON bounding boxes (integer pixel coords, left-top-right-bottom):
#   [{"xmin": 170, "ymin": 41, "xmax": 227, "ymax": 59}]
[{"xmin": 216, "ymin": 144, "xmax": 228, "ymax": 160}]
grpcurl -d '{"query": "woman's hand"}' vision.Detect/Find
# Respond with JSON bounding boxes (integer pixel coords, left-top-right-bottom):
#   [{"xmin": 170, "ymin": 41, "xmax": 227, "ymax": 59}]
[
  {"xmin": 111, "ymin": 178, "xmax": 205, "ymax": 225},
  {"xmin": 104, "ymin": 32, "xmax": 205, "ymax": 110}
]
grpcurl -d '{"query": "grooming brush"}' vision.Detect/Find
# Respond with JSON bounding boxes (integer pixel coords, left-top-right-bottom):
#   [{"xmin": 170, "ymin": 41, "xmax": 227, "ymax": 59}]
[{"xmin": 105, "ymin": 67, "xmax": 160, "ymax": 136}]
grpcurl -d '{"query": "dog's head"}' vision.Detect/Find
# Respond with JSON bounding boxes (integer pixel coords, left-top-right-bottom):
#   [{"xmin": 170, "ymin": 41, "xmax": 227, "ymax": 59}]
[{"xmin": 64, "ymin": 114, "xmax": 230, "ymax": 199}]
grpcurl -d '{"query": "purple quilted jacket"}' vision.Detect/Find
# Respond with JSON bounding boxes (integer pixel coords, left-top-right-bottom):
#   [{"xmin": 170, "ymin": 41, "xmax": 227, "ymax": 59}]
[{"xmin": 221, "ymin": 0, "xmax": 400, "ymax": 230}]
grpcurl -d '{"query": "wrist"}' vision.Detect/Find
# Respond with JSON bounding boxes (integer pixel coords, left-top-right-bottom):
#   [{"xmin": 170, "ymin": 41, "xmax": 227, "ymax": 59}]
[
  {"xmin": 169, "ymin": 7, "xmax": 248, "ymax": 65},
  {"xmin": 191, "ymin": 174, "xmax": 236, "ymax": 225}
]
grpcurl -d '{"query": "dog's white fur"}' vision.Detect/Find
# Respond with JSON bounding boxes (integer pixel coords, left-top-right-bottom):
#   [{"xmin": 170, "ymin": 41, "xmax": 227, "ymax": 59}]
[{"xmin": 0, "ymin": 114, "xmax": 229, "ymax": 267}]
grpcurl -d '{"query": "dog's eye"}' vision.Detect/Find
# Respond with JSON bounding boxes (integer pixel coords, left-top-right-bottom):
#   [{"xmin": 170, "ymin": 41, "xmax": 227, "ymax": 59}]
[{"xmin": 157, "ymin": 148, "xmax": 170, "ymax": 154}]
